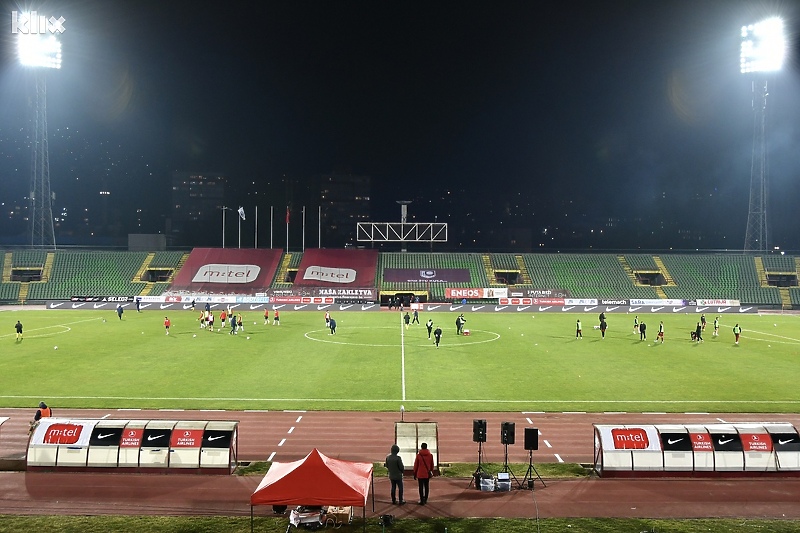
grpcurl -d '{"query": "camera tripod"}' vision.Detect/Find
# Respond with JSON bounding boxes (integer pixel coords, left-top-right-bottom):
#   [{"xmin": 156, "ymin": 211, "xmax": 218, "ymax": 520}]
[
  {"xmin": 467, "ymin": 441, "xmax": 487, "ymax": 488},
  {"xmin": 519, "ymin": 449, "xmax": 546, "ymax": 490}
]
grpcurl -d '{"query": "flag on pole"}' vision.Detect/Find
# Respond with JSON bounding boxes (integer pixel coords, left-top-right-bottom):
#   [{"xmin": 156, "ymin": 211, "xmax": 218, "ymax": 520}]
[
  {"xmin": 286, "ymin": 207, "xmax": 290, "ymax": 224},
  {"xmin": 238, "ymin": 207, "xmax": 246, "ymax": 221}
]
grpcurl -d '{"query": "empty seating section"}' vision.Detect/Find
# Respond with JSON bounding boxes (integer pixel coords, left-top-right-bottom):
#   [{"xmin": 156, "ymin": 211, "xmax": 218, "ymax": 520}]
[
  {"xmin": 659, "ymin": 255, "xmax": 780, "ymax": 305},
  {"xmin": 379, "ymin": 253, "xmax": 488, "ymax": 301},
  {"xmin": 12, "ymin": 250, "xmax": 47, "ymax": 267},
  {"xmin": 490, "ymin": 254, "xmax": 526, "ymax": 285},
  {"xmin": 148, "ymin": 251, "xmax": 185, "ymax": 269},
  {"xmin": 624, "ymin": 254, "xmax": 659, "ymax": 271},
  {"xmin": 522, "ymin": 254, "xmax": 658, "ymax": 299},
  {"xmin": 762, "ymin": 255, "xmax": 797, "ymax": 273},
  {"xmin": 148, "ymin": 282, "xmax": 172, "ymax": 296},
  {"xmin": 0, "ymin": 282, "xmax": 20, "ymax": 301},
  {"xmin": 27, "ymin": 251, "xmax": 148, "ymax": 300}
]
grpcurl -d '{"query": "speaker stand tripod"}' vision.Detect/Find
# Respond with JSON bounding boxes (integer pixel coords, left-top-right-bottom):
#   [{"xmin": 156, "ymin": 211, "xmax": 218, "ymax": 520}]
[
  {"xmin": 519, "ymin": 450, "xmax": 546, "ymax": 490},
  {"xmin": 467, "ymin": 441, "xmax": 487, "ymax": 488},
  {"xmin": 500, "ymin": 443, "xmax": 521, "ymax": 486}
]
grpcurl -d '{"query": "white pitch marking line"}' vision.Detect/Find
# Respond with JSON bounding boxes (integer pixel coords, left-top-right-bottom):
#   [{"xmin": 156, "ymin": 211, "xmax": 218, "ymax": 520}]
[
  {"xmin": 716, "ymin": 418, "xmax": 728, "ymax": 423},
  {"xmin": 101, "ymin": 414, "xmax": 110, "ymax": 419},
  {"xmin": 543, "ymin": 439, "xmax": 552, "ymax": 448},
  {"xmin": 278, "ymin": 438, "xmax": 286, "ymax": 446},
  {"xmin": 554, "ymin": 453, "xmax": 564, "ymax": 463},
  {"xmin": 296, "ymin": 416, "xmax": 303, "ymax": 423},
  {"xmin": 268, "ymin": 452, "xmax": 276, "ymax": 462},
  {"xmin": 288, "ymin": 426, "xmax": 295, "ymax": 434},
  {"xmin": 526, "ymin": 417, "xmax": 533, "ymax": 425},
  {"xmin": 400, "ymin": 313, "xmax": 407, "ymax": 401},
  {"xmin": 538, "ymin": 429, "xmax": 542, "ymax": 435}
]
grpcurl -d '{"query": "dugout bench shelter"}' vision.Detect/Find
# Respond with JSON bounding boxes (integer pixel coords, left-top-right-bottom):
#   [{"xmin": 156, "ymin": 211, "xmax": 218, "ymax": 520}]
[{"xmin": 27, "ymin": 418, "xmax": 238, "ymax": 474}]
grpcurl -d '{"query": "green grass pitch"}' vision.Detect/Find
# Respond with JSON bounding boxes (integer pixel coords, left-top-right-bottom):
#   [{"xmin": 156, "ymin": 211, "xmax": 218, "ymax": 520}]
[{"xmin": 2, "ymin": 309, "xmax": 800, "ymax": 412}]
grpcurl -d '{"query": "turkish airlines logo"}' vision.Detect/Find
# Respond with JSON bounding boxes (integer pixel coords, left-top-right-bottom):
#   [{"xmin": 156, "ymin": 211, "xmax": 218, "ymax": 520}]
[
  {"xmin": 303, "ymin": 265, "xmax": 357, "ymax": 284},
  {"xmin": 192, "ymin": 264, "xmax": 261, "ymax": 284},
  {"xmin": 611, "ymin": 428, "xmax": 649, "ymax": 449},
  {"xmin": 44, "ymin": 423, "xmax": 83, "ymax": 445}
]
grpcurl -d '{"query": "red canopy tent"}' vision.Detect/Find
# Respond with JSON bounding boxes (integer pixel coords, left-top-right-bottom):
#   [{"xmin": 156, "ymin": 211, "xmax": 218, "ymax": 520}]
[{"xmin": 250, "ymin": 449, "xmax": 374, "ymax": 531}]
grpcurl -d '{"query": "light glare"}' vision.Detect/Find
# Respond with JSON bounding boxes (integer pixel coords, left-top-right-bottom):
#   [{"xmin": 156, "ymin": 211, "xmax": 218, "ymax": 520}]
[
  {"xmin": 17, "ymin": 34, "xmax": 62, "ymax": 69},
  {"xmin": 740, "ymin": 17, "xmax": 785, "ymax": 74}
]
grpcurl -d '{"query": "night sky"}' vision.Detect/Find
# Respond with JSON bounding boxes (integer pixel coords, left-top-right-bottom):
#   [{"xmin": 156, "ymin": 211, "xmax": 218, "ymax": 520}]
[{"xmin": 1, "ymin": 0, "xmax": 799, "ymax": 250}]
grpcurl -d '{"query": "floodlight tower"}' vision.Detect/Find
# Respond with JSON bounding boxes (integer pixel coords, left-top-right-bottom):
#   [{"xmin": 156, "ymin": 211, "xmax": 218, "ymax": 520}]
[
  {"xmin": 740, "ymin": 17, "xmax": 785, "ymax": 253},
  {"xmin": 18, "ymin": 32, "xmax": 62, "ymax": 249},
  {"xmin": 397, "ymin": 200, "xmax": 412, "ymax": 252}
]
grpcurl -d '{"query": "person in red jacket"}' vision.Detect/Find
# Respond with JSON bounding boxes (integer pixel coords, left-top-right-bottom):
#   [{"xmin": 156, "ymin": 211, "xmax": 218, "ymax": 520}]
[{"xmin": 412, "ymin": 442, "xmax": 434, "ymax": 505}]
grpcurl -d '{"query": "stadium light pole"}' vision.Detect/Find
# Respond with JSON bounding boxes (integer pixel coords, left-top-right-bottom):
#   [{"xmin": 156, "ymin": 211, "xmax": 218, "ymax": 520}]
[
  {"xmin": 18, "ymin": 31, "xmax": 62, "ymax": 249},
  {"xmin": 740, "ymin": 17, "xmax": 786, "ymax": 253},
  {"xmin": 397, "ymin": 200, "xmax": 411, "ymax": 253}
]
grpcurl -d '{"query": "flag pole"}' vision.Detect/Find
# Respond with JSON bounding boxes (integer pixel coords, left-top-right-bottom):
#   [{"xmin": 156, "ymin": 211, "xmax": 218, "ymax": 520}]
[
  {"xmin": 302, "ymin": 206, "xmax": 306, "ymax": 251},
  {"xmin": 238, "ymin": 214, "xmax": 241, "ymax": 249},
  {"xmin": 285, "ymin": 206, "xmax": 289, "ymax": 252},
  {"xmin": 222, "ymin": 206, "xmax": 226, "ymax": 249},
  {"xmin": 318, "ymin": 205, "xmax": 321, "ymax": 248},
  {"xmin": 270, "ymin": 206, "xmax": 274, "ymax": 249},
  {"xmin": 255, "ymin": 206, "xmax": 258, "ymax": 249}
]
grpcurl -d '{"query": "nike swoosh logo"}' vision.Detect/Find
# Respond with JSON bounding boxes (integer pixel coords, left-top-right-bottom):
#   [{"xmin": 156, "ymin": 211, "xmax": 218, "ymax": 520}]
[
  {"xmin": 449, "ymin": 305, "xmax": 463, "ymax": 311},
  {"xmin": 697, "ymin": 307, "xmax": 708, "ymax": 312},
  {"xmin": 779, "ymin": 439, "xmax": 795, "ymax": 445},
  {"xmin": 98, "ymin": 433, "xmax": 115, "ymax": 439},
  {"xmin": 667, "ymin": 438, "xmax": 683, "ymax": 445},
  {"xmin": 562, "ymin": 306, "xmax": 574, "ymax": 311},
  {"xmin": 294, "ymin": 305, "xmax": 307, "ymax": 310},
  {"xmin": 718, "ymin": 438, "xmax": 733, "ymax": 445},
  {"xmin": 494, "ymin": 306, "xmax": 507, "ymax": 311},
  {"xmin": 651, "ymin": 307, "xmax": 663, "ymax": 312},
  {"xmin": 516, "ymin": 306, "xmax": 530, "ymax": 311},
  {"xmin": 160, "ymin": 304, "xmax": 171, "ymax": 309},
  {"xmin": 147, "ymin": 435, "xmax": 163, "ymax": 441},
  {"xmin": 207, "ymin": 435, "xmax": 224, "ymax": 441},
  {"xmin": 605, "ymin": 306, "xmax": 618, "ymax": 312},
  {"xmin": 538, "ymin": 306, "xmax": 551, "ymax": 311},
  {"xmin": 672, "ymin": 307, "xmax": 685, "ymax": 312},
  {"xmin": 317, "ymin": 305, "xmax": 330, "ymax": 310},
  {"xmin": 426, "ymin": 305, "xmax": 441, "ymax": 311},
  {"xmin": 584, "ymin": 306, "xmax": 596, "ymax": 311},
  {"xmin": 182, "ymin": 305, "xmax": 192, "ymax": 309},
  {"xmin": 93, "ymin": 303, "xmax": 105, "ymax": 309},
  {"xmin": 250, "ymin": 304, "xmax": 262, "ymax": 310},
  {"xmin": 72, "ymin": 303, "xmax": 85, "ymax": 308},
  {"xmin": 49, "ymin": 303, "xmax": 64, "ymax": 308},
  {"xmin": 739, "ymin": 307, "xmax": 753, "ymax": 313},
  {"xmin": 628, "ymin": 307, "xmax": 641, "ymax": 312},
  {"xmin": 339, "ymin": 304, "xmax": 353, "ymax": 310},
  {"xmin": 471, "ymin": 305, "xmax": 484, "ymax": 311},
  {"xmin": 361, "ymin": 304, "xmax": 375, "ymax": 310},
  {"xmin": 718, "ymin": 307, "xmax": 729, "ymax": 312}
]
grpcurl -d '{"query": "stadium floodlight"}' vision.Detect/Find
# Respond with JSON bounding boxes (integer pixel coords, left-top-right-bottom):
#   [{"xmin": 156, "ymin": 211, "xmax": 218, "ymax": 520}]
[
  {"xmin": 740, "ymin": 17, "xmax": 785, "ymax": 74},
  {"xmin": 17, "ymin": 34, "xmax": 62, "ymax": 69},
  {"xmin": 19, "ymin": 29, "xmax": 62, "ymax": 249}
]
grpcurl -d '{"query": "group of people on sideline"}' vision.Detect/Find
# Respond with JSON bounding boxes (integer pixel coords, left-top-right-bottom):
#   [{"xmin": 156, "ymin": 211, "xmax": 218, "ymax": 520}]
[
  {"xmin": 586, "ymin": 313, "xmax": 743, "ymax": 344},
  {"xmin": 384, "ymin": 442, "xmax": 435, "ymax": 506}
]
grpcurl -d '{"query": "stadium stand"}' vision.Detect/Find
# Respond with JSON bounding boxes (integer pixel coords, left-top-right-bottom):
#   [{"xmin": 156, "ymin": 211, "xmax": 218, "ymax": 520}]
[
  {"xmin": 378, "ymin": 252, "xmax": 490, "ymax": 301},
  {"xmin": 170, "ymin": 248, "xmax": 282, "ymax": 294},
  {"xmin": 659, "ymin": 254, "xmax": 781, "ymax": 305},
  {"xmin": 294, "ymin": 249, "xmax": 379, "ymax": 287},
  {"xmin": 522, "ymin": 254, "xmax": 659, "ymax": 299},
  {"xmin": 762, "ymin": 254, "xmax": 797, "ymax": 273},
  {"xmin": 272, "ymin": 252, "xmax": 304, "ymax": 288},
  {"xmin": 26, "ymin": 251, "xmax": 148, "ymax": 300},
  {"xmin": 624, "ymin": 254, "xmax": 660, "ymax": 271}
]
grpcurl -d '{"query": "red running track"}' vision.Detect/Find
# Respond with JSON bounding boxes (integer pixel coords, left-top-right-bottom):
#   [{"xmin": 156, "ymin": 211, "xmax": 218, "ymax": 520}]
[{"xmin": 2, "ymin": 409, "xmax": 800, "ymax": 519}]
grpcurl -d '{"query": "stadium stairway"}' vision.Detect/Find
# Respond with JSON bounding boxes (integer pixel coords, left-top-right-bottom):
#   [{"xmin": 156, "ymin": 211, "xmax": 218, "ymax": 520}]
[
  {"xmin": 1, "ymin": 252, "xmax": 11, "ymax": 282},
  {"xmin": 41, "ymin": 252, "xmax": 54, "ymax": 283},
  {"xmin": 780, "ymin": 288, "xmax": 792, "ymax": 309},
  {"xmin": 482, "ymin": 254, "xmax": 494, "ymax": 284},
  {"xmin": 275, "ymin": 253, "xmax": 292, "ymax": 284},
  {"xmin": 167, "ymin": 253, "xmax": 190, "ymax": 284},
  {"xmin": 754, "ymin": 256, "xmax": 768, "ymax": 287},
  {"xmin": 133, "ymin": 253, "xmax": 155, "ymax": 282},
  {"xmin": 617, "ymin": 255, "xmax": 638, "ymax": 285},
  {"xmin": 653, "ymin": 286, "xmax": 667, "ymax": 299},
  {"xmin": 514, "ymin": 255, "xmax": 532, "ymax": 284},
  {"xmin": 652, "ymin": 256, "xmax": 675, "ymax": 285}
]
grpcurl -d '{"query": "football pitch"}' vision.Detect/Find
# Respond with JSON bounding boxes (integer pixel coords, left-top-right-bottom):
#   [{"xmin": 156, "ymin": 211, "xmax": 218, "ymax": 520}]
[{"xmin": 2, "ymin": 308, "xmax": 800, "ymax": 413}]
